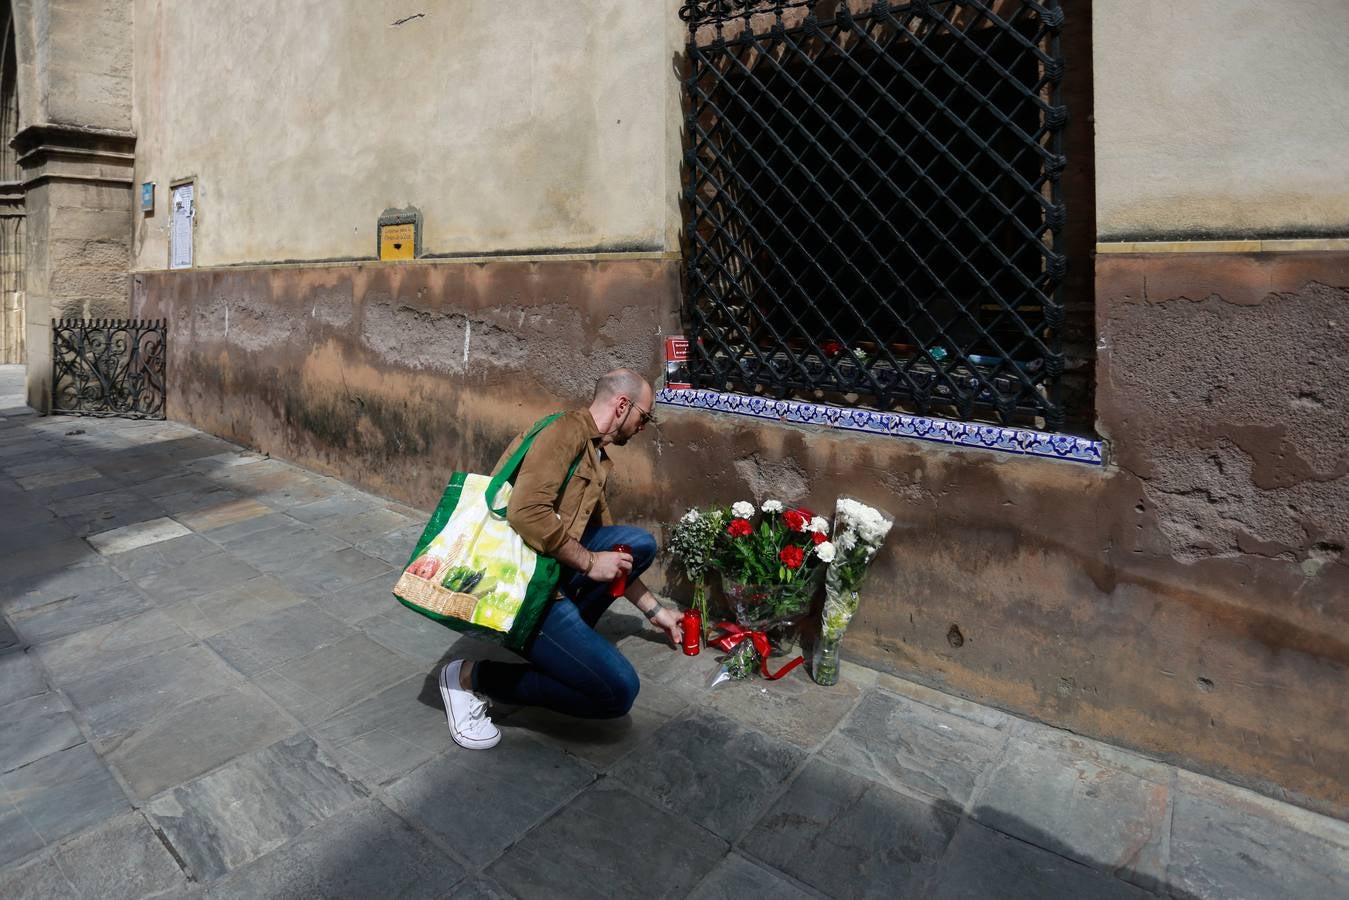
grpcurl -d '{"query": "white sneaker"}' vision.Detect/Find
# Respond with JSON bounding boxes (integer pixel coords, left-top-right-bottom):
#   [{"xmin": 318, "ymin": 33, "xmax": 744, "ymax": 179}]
[{"xmin": 439, "ymin": 660, "xmax": 501, "ymax": 750}]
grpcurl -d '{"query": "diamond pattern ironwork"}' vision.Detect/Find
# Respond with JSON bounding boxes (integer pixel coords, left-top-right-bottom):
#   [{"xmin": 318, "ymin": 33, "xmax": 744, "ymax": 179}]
[{"xmin": 679, "ymin": 0, "xmax": 1068, "ymax": 429}]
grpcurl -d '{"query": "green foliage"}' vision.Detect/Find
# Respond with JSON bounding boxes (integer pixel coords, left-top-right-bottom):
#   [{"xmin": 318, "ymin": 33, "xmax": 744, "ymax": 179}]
[
  {"xmin": 668, "ymin": 509, "xmax": 722, "ymax": 585},
  {"xmin": 723, "ymin": 641, "xmax": 759, "ymax": 680}
]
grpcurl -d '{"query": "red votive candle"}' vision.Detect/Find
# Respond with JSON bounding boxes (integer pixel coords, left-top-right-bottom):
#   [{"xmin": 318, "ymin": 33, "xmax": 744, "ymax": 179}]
[
  {"xmin": 609, "ymin": 543, "xmax": 633, "ymax": 597},
  {"xmin": 681, "ymin": 608, "xmax": 702, "ymax": 655}
]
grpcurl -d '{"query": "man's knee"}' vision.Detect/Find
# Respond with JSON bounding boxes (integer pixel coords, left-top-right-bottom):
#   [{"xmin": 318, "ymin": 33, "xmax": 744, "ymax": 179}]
[
  {"xmin": 627, "ymin": 529, "xmax": 658, "ymax": 573},
  {"xmin": 596, "ymin": 665, "xmax": 641, "ymax": 719}
]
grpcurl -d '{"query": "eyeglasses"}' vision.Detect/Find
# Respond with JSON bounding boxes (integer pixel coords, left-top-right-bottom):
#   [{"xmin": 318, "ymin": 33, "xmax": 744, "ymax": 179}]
[{"xmin": 626, "ymin": 398, "xmax": 656, "ymax": 428}]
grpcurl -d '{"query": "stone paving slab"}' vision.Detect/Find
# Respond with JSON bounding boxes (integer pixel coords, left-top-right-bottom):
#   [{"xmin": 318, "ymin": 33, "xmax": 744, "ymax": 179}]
[
  {"xmin": 609, "ymin": 707, "xmax": 807, "ymax": 841},
  {"xmin": 208, "ymin": 800, "xmax": 465, "ymax": 900},
  {"xmin": 820, "ymin": 687, "xmax": 1008, "ymax": 809},
  {"xmin": 39, "ymin": 812, "xmax": 188, "ymax": 900},
  {"xmin": 204, "ymin": 602, "xmax": 354, "ymax": 676},
  {"xmin": 5, "ymin": 559, "xmax": 127, "ymax": 616},
  {"xmin": 102, "ymin": 532, "xmax": 225, "ymax": 580},
  {"xmin": 313, "ymin": 572, "xmax": 402, "ymax": 624},
  {"xmin": 852, "ymin": 667, "xmax": 1016, "ymax": 730},
  {"xmin": 487, "ymin": 781, "xmax": 727, "ymax": 900},
  {"xmin": 0, "ymin": 651, "xmax": 48, "ymax": 707},
  {"xmin": 385, "ymin": 732, "xmax": 596, "ymax": 866},
  {"xmin": 63, "ymin": 642, "xmax": 246, "ymax": 742},
  {"xmin": 924, "ymin": 819, "xmax": 1156, "ymax": 900},
  {"xmin": 0, "ymin": 692, "xmax": 83, "ymax": 774},
  {"xmin": 354, "ymin": 522, "xmax": 426, "ymax": 566},
  {"xmin": 286, "ymin": 493, "xmax": 384, "ymax": 525},
  {"xmin": 47, "ymin": 488, "xmax": 167, "ymax": 537},
  {"xmin": 269, "ymin": 545, "xmax": 394, "ymax": 599},
  {"xmin": 172, "ymin": 497, "xmax": 273, "ymax": 534},
  {"xmin": 10, "ymin": 581, "xmax": 157, "ymax": 645},
  {"xmin": 309, "ymin": 506, "xmax": 421, "ymax": 547},
  {"xmin": 103, "ymin": 682, "xmax": 299, "ymax": 801},
  {"xmin": 196, "ymin": 510, "xmax": 296, "ymax": 546},
  {"xmin": 0, "ymin": 537, "xmax": 103, "ymax": 592},
  {"xmin": 971, "ymin": 736, "xmax": 1172, "ymax": 889},
  {"xmin": 361, "ymin": 605, "xmax": 461, "ymax": 667},
  {"xmin": 147, "ymin": 734, "xmax": 366, "ymax": 882},
  {"xmin": 220, "ymin": 523, "xmax": 350, "ymax": 574},
  {"xmin": 163, "ymin": 575, "xmax": 309, "ymax": 638},
  {"xmin": 447, "ymin": 878, "xmax": 516, "ymax": 900},
  {"xmin": 0, "ymin": 618, "xmax": 19, "ymax": 655},
  {"xmin": 0, "ymin": 853, "xmax": 74, "ymax": 900},
  {"xmin": 132, "ymin": 550, "xmax": 261, "ymax": 604},
  {"xmin": 686, "ymin": 854, "xmax": 817, "ymax": 900},
  {"xmin": 0, "ymin": 743, "xmax": 130, "ymax": 865},
  {"xmin": 1, "ymin": 402, "xmax": 1345, "ymax": 898},
  {"xmin": 21, "ymin": 473, "xmax": 127, "ymax": 505},
  {"xmin": 34, "ymin": 609, "xmax": 194, "ymax": 686},
  {"xmin": 702, "ymin": 661, "xmax": 863, "ymax": 751},
  {"xmin": 86, "ymin": 516, "xmax": 193, "ymax": 555},
  {"xmin": 741, "ymin": 757, "xmax": 961, "ymax": 900},
  {"xmin": 0, "ymin": 517, "xmax": 79, "ymax": 557},
  {"xmin": 250, "ymin": 632, "xmax": 421, "ymax": 725},
  {"xmin": 312, "ymin": 675, "xmax": 454, "ymax": 786},
  {"xmin": 1168, "ymin": 773, "xmax": 1349, "ymax": 900},
  {"xmin": 0, "ymin": 798, "xmax": 47, "ymax": 869},
  {"xmin": 495, "ymin": 701, "xmax": 671, "ymax": 769}
]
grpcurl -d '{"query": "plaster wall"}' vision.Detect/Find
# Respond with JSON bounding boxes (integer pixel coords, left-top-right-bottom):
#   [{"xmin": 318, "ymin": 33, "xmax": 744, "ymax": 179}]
[
  {"xmin": 132, "ymin": 250, "xmax": 1349, "ymax": 821},
  {"xmin": 131, "ymin": 0, "xmax": 685, "ymax": 269},
  {"xmin": 1093, "ymin": 0, "xmax": 1349, "ymax": 240}
]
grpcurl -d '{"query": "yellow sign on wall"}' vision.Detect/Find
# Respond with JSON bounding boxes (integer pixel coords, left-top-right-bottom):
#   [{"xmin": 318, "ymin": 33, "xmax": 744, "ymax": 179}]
[{"xmin": 379, "ymin": 223, "xmax": 416, "ymax": 260}]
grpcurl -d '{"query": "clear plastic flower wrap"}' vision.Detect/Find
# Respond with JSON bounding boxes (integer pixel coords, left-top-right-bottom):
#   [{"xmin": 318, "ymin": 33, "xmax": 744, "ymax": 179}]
[{"xmin": 813, "ymin": 498, "xmax": 894, "ymax": 685}]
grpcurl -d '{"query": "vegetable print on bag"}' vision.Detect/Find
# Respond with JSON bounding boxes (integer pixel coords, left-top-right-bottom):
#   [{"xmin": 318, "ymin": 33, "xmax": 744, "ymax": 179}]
[{"xmin": 393, "ymin": 414, "xmax": 582, "ymax": 651}]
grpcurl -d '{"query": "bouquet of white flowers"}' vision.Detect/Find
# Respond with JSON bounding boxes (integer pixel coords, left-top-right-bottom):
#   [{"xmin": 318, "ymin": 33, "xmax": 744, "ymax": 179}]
[
  {"xmin": 813, "ymin": 497, "xmax": 893, "ymax": 685},
  {"xmin": 668, "ymin": 506, "xmax": 723, "ymax": 641}
]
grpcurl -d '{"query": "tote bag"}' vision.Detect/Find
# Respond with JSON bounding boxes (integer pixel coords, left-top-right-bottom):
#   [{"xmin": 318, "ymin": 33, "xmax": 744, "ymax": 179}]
[{"xmin": 392, "ymin": 413, "xmax": 581, "ymax": 651}]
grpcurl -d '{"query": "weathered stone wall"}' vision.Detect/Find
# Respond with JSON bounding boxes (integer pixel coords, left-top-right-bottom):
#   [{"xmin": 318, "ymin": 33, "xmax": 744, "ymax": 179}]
[
  {"xmin": 132, "ymin": 250, "xmax": 1349, "ymax": 820},
  {"xmin": 10, "ymin": 0, "xmax": 137, "ymax": 407},
  {"xmin": 130, "ymin": 256, "xmax": 681, "ymax": 505}
]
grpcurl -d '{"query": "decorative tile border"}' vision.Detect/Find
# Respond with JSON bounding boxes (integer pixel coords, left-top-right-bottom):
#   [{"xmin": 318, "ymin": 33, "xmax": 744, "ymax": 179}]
[{"xmin": 656, "ymin": 388, "xmax": 1104, "ymax": 466}]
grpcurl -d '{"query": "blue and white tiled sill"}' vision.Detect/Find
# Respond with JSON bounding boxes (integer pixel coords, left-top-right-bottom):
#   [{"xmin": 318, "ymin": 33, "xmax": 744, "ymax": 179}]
[{"xmin": 655, "ymin": 387, "xmax": 1104, "ymax": 466}]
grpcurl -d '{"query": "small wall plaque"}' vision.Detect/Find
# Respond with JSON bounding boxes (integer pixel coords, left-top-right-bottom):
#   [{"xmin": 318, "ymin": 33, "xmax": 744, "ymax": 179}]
[
  {"xmin": 377, "ymin": 208, "xmax": 422, "ymax": 261},
  {"xmin": 141, "ymin": 181, "xmax": 154, "ymax": 213}
]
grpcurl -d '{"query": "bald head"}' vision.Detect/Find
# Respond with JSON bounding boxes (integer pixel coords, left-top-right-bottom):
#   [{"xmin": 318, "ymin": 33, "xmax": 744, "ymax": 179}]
[{"xmin": 593, "ymin": 368, "xmax": 649, "ymax": 405}]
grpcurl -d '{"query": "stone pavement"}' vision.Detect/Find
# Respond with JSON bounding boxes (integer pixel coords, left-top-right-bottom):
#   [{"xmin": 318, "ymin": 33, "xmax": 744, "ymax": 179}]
[{"xmin": 1, "ymin": 364, "xmax": 1347, "ymax": 899}]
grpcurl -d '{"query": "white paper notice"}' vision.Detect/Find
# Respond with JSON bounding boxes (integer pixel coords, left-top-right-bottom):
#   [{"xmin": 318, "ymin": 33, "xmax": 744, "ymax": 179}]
[{"xmin": 170, "ymin": 183, "xmax": 194, "ymax": 269}]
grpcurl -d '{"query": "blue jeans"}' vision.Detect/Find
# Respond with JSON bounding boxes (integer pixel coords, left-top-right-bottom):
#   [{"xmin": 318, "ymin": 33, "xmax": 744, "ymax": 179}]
[{"xmin": 472, "ymin": 525, "xmax": 657, "ymax": 719}]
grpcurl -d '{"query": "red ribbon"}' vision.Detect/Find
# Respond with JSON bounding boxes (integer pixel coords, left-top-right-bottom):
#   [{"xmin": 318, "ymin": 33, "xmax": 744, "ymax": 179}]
[{"xmin": 708, "ymin": 622, "xmax": 805, "ymax": 681}]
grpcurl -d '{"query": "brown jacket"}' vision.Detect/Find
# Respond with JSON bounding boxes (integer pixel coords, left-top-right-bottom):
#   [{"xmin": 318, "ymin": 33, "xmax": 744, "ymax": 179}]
[{"xmin": 491, "ymin": 409, "xmax": 613, "ymax": 556}]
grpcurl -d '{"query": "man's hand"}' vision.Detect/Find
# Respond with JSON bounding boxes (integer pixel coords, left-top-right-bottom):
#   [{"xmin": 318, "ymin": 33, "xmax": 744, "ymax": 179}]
[
  {"xmin": 587, "ymin": 550, "xmax": 632, "ymax": 582},
  {"xmin": 648, "ymin": 606, "xmax": 683, "ymax": 648}
]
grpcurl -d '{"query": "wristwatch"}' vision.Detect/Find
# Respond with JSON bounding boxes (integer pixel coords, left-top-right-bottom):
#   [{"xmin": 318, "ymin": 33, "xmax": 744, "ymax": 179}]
[{"xmin": 642, "ymin": 603, "xmax": 663, "ymax": 620}]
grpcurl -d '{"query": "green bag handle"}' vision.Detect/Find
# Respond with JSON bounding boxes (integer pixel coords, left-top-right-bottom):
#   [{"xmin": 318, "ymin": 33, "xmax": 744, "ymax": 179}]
[{"xmin": 486, "ymin": 412, "xmax": 584, "ymax": 519}]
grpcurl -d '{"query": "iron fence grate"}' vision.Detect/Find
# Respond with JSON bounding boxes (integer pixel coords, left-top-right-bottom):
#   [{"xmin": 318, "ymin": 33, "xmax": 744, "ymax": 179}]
[{"xmin": 679, "ymin": 0, "xmax": 1068, "ymax": 429}]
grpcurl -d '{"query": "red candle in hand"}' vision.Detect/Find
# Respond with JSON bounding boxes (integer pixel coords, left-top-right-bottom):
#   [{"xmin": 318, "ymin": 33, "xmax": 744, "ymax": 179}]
[
  {"xmin": 609, "ymin": 543, "xmax": 633, "ymax": 597},
  {"xmin": 681, "ymin": 608, "xmax": 702, "ymax": 656}
]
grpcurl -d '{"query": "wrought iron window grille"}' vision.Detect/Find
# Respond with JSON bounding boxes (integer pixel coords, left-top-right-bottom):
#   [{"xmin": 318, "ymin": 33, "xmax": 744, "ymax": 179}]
[
  {"xmin": 52, "ymin": 318, "xmax": 167, "ymax": 419},
  {"xmin": 679, "ymin": 0, "xmax": 1070, "ymax": 430}
]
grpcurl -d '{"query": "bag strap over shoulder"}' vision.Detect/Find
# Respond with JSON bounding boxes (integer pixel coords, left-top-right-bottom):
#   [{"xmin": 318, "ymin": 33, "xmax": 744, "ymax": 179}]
[{"xmin": 486, "ymin": 413, "xmax": 585, "ymax": 518}]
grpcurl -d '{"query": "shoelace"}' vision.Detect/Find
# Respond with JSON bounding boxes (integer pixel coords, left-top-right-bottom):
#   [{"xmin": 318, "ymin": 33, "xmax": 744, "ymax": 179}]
[{"xmin": 466, "ymin": 696, "xmax": 491, "ymax": 732}]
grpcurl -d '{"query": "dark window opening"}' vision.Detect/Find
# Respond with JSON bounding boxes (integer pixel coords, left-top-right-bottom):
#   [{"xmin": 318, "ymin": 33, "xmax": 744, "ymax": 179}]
[{"xmin": 681, "ymin": 0, "xmax": 1089, "ymax": 432}]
